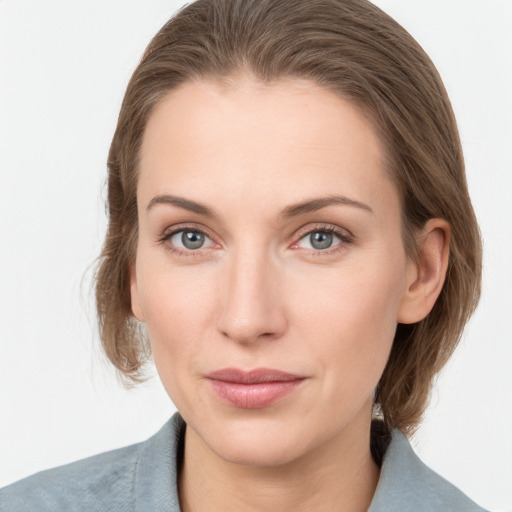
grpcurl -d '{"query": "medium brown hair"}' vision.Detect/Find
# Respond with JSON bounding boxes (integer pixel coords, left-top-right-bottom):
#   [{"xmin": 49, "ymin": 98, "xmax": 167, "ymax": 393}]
[{"xmin": 95, "ymin": 0, "xmax": 482, "ymax": 433}]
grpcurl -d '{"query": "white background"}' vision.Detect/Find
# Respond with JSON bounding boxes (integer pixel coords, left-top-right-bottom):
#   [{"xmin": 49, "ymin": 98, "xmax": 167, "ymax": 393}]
[{"xmin": 1, "ymin": 1, "xmax": 511, "ymax": 510}]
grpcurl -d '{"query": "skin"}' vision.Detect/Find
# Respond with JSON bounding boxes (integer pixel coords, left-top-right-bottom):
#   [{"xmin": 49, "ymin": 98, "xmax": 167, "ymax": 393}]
[{"xmin": 131, "ymin": 75, "xmax": 449, "ymax": 512}]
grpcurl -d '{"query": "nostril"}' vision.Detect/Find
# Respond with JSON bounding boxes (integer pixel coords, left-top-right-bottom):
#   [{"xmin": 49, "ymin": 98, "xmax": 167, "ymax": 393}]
[{"xmin": 219, "ymin": 323, "xmax": 282, "ymax": 344}]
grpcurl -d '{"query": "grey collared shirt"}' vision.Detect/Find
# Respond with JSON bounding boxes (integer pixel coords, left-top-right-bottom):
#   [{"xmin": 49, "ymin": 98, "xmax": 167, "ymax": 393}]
[{"xmin": 0, "ymin": 413, "xmax": 488, "ymax": 511}]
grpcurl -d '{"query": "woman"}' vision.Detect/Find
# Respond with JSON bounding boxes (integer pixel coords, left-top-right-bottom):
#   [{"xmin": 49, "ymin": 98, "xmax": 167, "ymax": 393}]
[{"xmin": 0, "ymin": 0, "xmax": 492, "ymax": 510}]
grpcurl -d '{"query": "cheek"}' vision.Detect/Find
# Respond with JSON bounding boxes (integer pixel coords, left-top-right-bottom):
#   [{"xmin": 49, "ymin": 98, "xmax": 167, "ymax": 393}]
[
  {"xmin": 135, "ymin": 258, "xmax": 219, "ymax": 391},
  {"xmin": 295, "ymin": 256, "xmax": 404, "ymax": 334},
  {"xmin": 137, "ymin": 251, "xmax": 217, "ymax": 330},
  {"xmin": 290, "ymin": 256, "xmax": 405, "ymax": 387}
]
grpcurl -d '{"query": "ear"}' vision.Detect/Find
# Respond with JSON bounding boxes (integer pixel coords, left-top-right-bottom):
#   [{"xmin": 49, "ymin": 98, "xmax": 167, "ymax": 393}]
[
  {"xmin": 130, "ymin": 262, "xmax": 145, "ymax": 323},
  {"xmin": 397, "ymin": 219, "xmax": 450, "ymax": 324}
]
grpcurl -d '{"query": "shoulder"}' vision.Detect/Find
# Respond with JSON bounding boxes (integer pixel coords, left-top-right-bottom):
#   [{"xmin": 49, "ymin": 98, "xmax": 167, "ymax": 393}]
[
  {"xmin": 0, "ymin": 414, "xmax": 184, "ymax": 512},
  {"xmin": 0, "ymin": 443, "xmax": 140, "ymax": 512},
  {"xmin": 369, "ymin": 429, "xmax": 490, "ymax": 512}
]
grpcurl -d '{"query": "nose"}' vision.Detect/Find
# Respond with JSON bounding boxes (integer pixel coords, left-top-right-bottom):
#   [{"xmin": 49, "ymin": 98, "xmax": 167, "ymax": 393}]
[{"xmin": 216, "ymin": 250, "xmax": 287, "ymax": 344}]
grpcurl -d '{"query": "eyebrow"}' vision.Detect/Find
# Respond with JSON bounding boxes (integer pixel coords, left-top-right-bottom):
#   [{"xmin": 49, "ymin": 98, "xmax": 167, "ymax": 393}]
[
  {"xmin": 280, "ymin": 195, "xmax": 374, "ymax": 218},
  {"xmin": 146, "ymin": 195, "xmax": 217, "ymax": 217},
  {"xmin": 146, "ymin": 193, "xmax": 373, "ymax": 218}
]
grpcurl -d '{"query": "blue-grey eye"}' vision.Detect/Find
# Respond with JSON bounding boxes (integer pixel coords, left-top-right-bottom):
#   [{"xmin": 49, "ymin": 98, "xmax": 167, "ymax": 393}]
[
  {"xmin": 182, "ymin": 231, "xmax": 205, "ymax": 249},
  {"xmin": 170, "ymin": 230, "xmax": 208, "ymax": 250},
  {"xmin": 310, "ymin": 232, "xmax": 333, "ymax": 250},
  {"xmin": 297, "ymin": 230, "xmax": 342, "ymax": 251}
]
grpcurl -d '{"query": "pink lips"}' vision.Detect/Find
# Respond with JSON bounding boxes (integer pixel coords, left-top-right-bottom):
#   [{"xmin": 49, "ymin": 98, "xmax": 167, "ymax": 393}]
[{"xmin": 206, "ymin": 368, "xmax": 306, "ymax": 409}]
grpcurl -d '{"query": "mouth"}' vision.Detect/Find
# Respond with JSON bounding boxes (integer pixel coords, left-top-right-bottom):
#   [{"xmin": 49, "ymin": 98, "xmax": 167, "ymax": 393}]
[{"xmin": 205, "ymin": 368, "xmax": 306, "ymax": 409}]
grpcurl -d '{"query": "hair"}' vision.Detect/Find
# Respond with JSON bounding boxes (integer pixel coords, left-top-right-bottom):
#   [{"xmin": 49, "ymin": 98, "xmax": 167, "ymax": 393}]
[{"xmin": 95, "ymin": 0, "xmax": 482, "ymax": 433}]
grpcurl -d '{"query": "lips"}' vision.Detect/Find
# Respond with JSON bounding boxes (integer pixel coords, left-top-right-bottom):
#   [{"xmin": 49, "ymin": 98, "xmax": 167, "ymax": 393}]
[{"xmin": 205, "ymin": 368, "xmax": 306, "ymax": 409}]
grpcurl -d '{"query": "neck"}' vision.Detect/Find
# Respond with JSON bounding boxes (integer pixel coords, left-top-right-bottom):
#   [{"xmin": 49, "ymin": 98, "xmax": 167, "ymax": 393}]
[{"xmin": 178, "ymin": 414, "xmax": 380, "ymax": 512}]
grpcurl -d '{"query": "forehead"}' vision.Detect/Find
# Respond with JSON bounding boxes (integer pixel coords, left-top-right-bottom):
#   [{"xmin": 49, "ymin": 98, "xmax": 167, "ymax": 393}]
[{"xmin": 138, "ymin": 77, "xmax": 397, "ymax": 219}]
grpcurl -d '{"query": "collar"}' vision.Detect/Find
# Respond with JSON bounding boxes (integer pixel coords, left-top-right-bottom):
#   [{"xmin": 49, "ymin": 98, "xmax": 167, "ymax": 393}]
[{"xmin": 135, "ymin": 413, "xmax": 486, "ymax": 512}]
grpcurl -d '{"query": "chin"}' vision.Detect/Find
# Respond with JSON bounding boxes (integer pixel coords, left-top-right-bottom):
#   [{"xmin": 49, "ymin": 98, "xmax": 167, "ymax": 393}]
[
  {"xmin": 189, "ymin": 411, "xmax": 336, "ymax": 469},
  {"xmin": 210, "ymin": 431, "xmax": 309, "ymax": 468}
]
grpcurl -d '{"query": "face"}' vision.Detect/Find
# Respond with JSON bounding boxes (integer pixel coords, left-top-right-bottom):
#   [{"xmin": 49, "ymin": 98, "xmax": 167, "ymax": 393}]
[{"xmin": 131, "ymin": 76, "xmax": 416, "ymax": 467}]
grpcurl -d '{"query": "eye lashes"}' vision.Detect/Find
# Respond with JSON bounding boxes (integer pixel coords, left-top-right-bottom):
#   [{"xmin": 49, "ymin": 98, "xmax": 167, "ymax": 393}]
[
  {"xmin": 295, "ymin": 224, "xmax": 354, "ymax": 243},
  {"xmin": 158, "ymin": 226, "xmax": 209, "ymax": 244},
  {"xmin": 156, "ymin": 222, "xmax": 354, "ymax": 258}
]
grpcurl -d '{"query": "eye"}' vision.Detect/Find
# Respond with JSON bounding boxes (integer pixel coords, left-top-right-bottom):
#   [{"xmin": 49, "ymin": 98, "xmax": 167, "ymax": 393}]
[
  {"xmin": 292, "ymin": 225, "xmax": 353, "ymax": 253},
  {"xmin": 298, "ymin": 231, "xmax": 341, "ymax": 250},
  {"xmin": 165, "ymin": 229, "xmax": 216, "ymax": 251}
]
